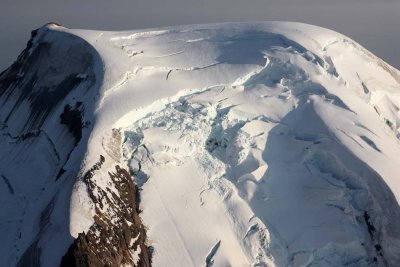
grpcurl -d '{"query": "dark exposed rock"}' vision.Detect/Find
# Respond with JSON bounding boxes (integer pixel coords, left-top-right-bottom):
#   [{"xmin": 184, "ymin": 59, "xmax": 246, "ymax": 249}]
[
  {"xmin": 60, "ymin": 102, "xmax": 84, "ymax": 145},
  {"xmin": 56, "ymin": 168, "xmax": 66, "ymax": 180},
  {"xmin": 363, "ymin": 211, "xmax": 376, "ymax": 236},
  {"xmin": 206, "ymin": 137, "xmax": 228, "ymax": 152},
  {"xmin": 16, "ymin": 241, "xmax": 41, "ymax": 267},
  {"xmin": 60, "ymin": 244, "xmax": 78, "ymax": 267},
  {"xmin": 362, "ymin": 211, "xmax": 387, "ymax": 262},
  {"xmin": 60, "ymin": 156, "xmax": 151, "ymax": 267}
]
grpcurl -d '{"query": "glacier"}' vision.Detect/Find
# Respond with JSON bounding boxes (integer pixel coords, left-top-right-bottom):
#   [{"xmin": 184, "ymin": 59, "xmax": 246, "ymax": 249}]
[{"xmin": 1, "ymin": 22, "xmax": 400, "ymax": 266}]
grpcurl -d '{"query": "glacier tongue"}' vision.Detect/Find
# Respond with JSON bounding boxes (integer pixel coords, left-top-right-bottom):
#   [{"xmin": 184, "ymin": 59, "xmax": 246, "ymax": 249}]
[{"xmin": 1, "ymin": 22, "xmax": 400, "ymax": 266}]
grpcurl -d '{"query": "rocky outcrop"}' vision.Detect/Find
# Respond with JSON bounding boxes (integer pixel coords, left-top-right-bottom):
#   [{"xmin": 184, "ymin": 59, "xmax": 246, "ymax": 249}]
[
  {"xmin": 60, "ymin": 156, "xmax": 151, "ymax": 267},
  {"xmin": 60, "ymin": 102, "xmax": 85, "ymax": 145}
]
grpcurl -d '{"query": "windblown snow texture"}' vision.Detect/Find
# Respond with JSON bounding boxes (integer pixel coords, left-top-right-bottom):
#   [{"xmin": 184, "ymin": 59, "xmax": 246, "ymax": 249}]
[{"xmin": 1, "ymin": 22, "xmax": 400, "ymax": 266}]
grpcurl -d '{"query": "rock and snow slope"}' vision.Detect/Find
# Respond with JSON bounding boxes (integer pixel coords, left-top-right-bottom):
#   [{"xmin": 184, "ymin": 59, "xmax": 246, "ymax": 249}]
[{"xmin": 1, "ymin": 21, "xmax": 400, "ymax": 266}]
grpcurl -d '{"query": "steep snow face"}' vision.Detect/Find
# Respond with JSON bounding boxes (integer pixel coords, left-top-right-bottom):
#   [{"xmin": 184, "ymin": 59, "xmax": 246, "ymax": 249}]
[
  {"xmin": 1, "ymin": 22, "xmax": 400, "ymax": 266},
  {"xmin": 0, "ymin": 24, "xmax": 104, "ymax": 266}
]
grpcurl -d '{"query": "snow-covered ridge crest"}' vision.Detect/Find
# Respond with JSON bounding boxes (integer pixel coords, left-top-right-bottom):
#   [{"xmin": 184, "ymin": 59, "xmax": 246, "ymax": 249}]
[
  {"xmin": 1, "ymin": 21, "xmax": 400, "ymax": 266},
  {"xmin": 0, "ymin": 22, "xmax": 108, "ymax": 266}
]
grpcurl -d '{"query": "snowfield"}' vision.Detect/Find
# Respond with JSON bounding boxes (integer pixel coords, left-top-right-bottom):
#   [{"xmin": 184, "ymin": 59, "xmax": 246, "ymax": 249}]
[{"xmin": 1, "ymin": 21, "xmax": 400, "ymax": 266}]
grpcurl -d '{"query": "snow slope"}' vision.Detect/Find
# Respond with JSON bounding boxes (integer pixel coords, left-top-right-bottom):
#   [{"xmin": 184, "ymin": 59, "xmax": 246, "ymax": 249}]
[{"xmin": 1, "ymin": 22, "xmax": 400, "ymax": 266}]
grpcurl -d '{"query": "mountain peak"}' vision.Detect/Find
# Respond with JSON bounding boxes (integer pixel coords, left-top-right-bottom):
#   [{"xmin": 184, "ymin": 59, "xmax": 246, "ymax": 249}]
[{"xmin": 1, "ymin": 22, "xmax": 400, "ymax": 266}]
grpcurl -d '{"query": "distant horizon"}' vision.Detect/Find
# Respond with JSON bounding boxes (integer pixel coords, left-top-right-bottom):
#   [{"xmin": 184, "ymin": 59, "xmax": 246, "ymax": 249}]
[{"xmin": 1, "ymin": 0, "xmax": 400, "ymax": 71}]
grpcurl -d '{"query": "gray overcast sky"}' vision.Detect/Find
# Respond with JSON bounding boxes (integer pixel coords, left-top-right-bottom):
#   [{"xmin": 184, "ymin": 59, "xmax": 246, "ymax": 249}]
[{"xmin": 1, "ymin": 0, "xmax": 399, "ymax": 71}]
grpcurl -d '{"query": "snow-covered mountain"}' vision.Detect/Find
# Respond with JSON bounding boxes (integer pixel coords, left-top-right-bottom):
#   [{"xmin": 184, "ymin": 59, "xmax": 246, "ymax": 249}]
[{"xmin": 1, "ymin": 21, "xmax": 400, "ymax": 267}]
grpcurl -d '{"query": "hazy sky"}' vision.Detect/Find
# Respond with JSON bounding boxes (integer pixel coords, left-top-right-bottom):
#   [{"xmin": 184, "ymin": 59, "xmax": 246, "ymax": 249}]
[{"xmin": 1, "ymin": 0, "xmax": 399, "ymax": 71}]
